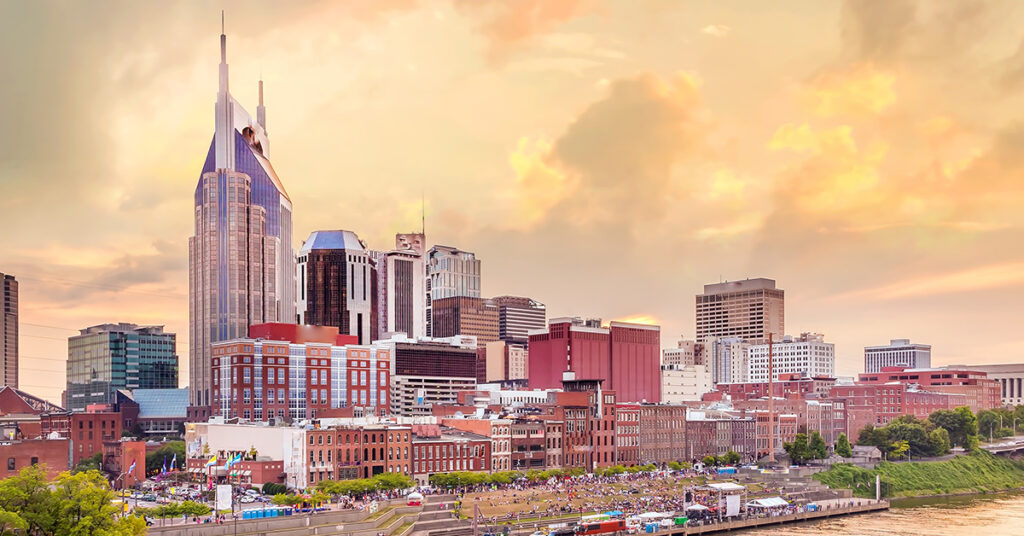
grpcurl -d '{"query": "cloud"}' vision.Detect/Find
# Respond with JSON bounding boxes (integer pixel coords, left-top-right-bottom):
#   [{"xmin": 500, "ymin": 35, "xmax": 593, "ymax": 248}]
[
  {"xmin": 507, "ymin": 137, "xmax": 577, "ymax": 230},
  {"xmin": 701, "ymin": 24, "xmax": 730, "ymax": 38},
  {"xmin": 456, "ymin": 0, "xmax": 596, "ymax": 61},
  {"xmin": 806, "ymin": 64, "xmax": 896, "ymax": 117},
  {"xmin": 834, "ymin": 260, "xmax": 1024, "ymax": 301}
]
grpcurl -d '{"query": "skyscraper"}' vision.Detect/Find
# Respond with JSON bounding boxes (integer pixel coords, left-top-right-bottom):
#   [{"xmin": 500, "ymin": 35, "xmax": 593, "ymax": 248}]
[
  {"xmin": 372, "ymin": 233, "xmax": 427, "ymax": 339},
  {"xmin": 297, "ymin": 230, "xmax": 375, "ymax": 345},
  {"xmin": 67, "ymin": 323, "xmax": 177, "ymax": 412},
  {"xmin": 189, "ymin": 24, "xmax": 294, "ymax": 417},
  {"xmin": 864, "ymin": 339, "xmax": 931, "ymax": 373},
  {"xmin": 425, "ymin": 246, "xmax": 480, "ymax": 336},
  {"xmin": 430, "ymin": 296, "xmax": 499, "ymax": 345},
  {"xmin": 492, "ymin": 296, "xmax": 546, "ymax": 345},
  {"xmin": 695, "ymin": 278, "xmax": 784, "ymax": 344},
  {"xmin": 1, "ymin": 273, "xmax": 17, "ymax": 388}
]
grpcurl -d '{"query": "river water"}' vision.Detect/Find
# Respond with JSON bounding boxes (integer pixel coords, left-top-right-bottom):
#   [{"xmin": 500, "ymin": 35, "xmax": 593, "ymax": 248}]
[{"xmin": 739, "ymin": 492, "xmax": 1024, "ymax": 535}]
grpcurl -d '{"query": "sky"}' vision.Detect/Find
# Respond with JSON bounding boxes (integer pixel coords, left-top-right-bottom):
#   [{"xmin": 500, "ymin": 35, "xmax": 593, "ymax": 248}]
[{"xmin": 2, "ymin": 0, "xmax": 1024, "ymax": 406}]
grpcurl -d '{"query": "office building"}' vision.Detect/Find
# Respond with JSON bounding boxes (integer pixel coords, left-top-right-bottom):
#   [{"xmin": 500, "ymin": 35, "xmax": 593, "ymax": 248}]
[
  {"xmin": 212, "ymin": 323, "xmax": 389, "ymax": 421},
  {"xmin": 707, "ymin": 337, "xmax": 750, "ymax": 385},
  {"xmin": 297, "ymin": 230, "xmax": 375, "ymax": 345},
  {"xmin": 857, "ymin": 366, "xmax": 1000, "ymax": 412},
  {"xmin": 372, "ymin": 233, "xmax": 427, "ymax": 339},
  {"xmin": 1, "ymin": 273, "xmax": 16, "ymax": 388},
  {"xmin": 483, "ymin": 341, "xmax": 528, "ymax": 382},
  {"xmin": 375, "ymin": 334, "xmax": 478, "ymax": 416},
  {"xmin": 492, "ymin": 296, "xmax": 546, "ymax": 345},
  {"xmin": 747, "ymin": 332, "xmax": 835, "ymax": 382},
  {"xmin": 430, "ymin": 296, "xmax": 499, "ymax": 345},
  {"xmin": 695, "ymin": 278, "xmax": 784, "ymax": 344},
  {"xmin": 962, "ymin": 364, "xmax": 1024, "ymax": 407},
  {"xmin": 189, "ymin": 26, "xmax": 294, "ymax": 417},
  {"xmin": 864, "ymin": 339, "xmax": 931, "ymax": 373},
  {"xmin": 426, "ymin": 246, "xmax": 480, "ymax": 336},
  {"xmin": 661, "ymin": 364, "xmax": 713, "ymax": 403},
  {"xmin": 662, "ymin": 338, "xmax": 705, "ymax": 366},
  {"xmin": 528, "ymin": 318, "xmax": 661, "ymax": 403},
  {"xmin": 66, "ymin": 323, "xmax": 177, "ymax": 412}
]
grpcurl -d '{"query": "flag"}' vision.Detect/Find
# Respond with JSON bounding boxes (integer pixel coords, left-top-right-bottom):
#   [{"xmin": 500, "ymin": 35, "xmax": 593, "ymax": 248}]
[
  {"xmin": 226, "ymin": 453, "xmax": 242, "ymax": 469},
  {"xmin": 204, "ymin": 455, "xmax": 218, "ymax": 468},
  {"xmin": 128, "ymin": 459, "xmax": 136, "ymax": 474},
  {"xmin": 171, "ymin": 453, "xmax": 177, "ymax": 471},
  {"xmin": 161, "ymin": 456, "xmax": 167, "ymax": 475}
]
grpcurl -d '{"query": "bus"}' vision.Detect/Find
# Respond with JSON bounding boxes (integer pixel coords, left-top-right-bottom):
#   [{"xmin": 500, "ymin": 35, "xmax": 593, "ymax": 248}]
[{"xmin": 575, "ymin": 520, "xmax": 626, "ymax": 535}]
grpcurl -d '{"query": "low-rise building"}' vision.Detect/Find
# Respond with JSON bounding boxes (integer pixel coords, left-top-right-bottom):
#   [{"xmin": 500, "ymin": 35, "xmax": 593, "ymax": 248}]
[{"xmin": 411, "ymin": 425, "xmax": 490, "ymax": 484}]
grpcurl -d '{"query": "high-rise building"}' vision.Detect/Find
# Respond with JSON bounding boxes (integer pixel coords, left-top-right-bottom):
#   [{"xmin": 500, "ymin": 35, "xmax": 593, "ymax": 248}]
[
  {"xmin": 66, "ymin": 323, "xmax": 177, "ymax": 412},
  {"xmin": 492, "ymin": 296, "xmax": 545, "ymax": 345},
  {"xmin": 528, "ymin": 318, "xmax": 661, "ymax": 403},
  {"xmin": 188, "ymin": 25, "xmax": 294, "ymax": 417},
  {"xmin": 662, "ymin": 337, "xmax": 705, "ymax": 366},
  {"xmin": 297, "ymin": 230, "xmax": 375, "ymax": 345},
  {"xmin": 707, "ymin": 337, "xmax": 750, "ymax": 385},
  {"xmin": 695, "ymin": 278, "xmax": 784, "ymax": 344},
  {"xmin": 483, "ymin": 340, "xmax": 528, "ymax": 382},
  {"xmin": 374, "ymin": 334, "xmax": 479, "ymax": 416},
  {"xmin": 747, "ymin": 332, "xmax": 835, "ymax": 382},
  {"xmin": 863, "ymin": 339, "xmax": 931, "ymax": 373},
  {"xmin": 426, "ymin": 246, "xmax": 480, "ymax": 336},
  {"xmin": 430, "ymin": 296, "xmax": 499, "ymax": 345},
  {"xmin": 372, "ymin": 233, "xmax": 427, "ymax": 339},
  {"xmin": 1, "ymin": 273, "xmax": 16, "ymax": 388}
]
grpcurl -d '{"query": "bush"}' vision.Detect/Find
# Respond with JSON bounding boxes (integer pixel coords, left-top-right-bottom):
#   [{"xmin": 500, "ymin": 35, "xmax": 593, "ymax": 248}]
[
  {"xmin": 135, "ymin": 500, "xmax": 212, "ymax": 519},
  {"xmin": 262, "ymin": 482, "xmax": 287, "ymax": 495}
]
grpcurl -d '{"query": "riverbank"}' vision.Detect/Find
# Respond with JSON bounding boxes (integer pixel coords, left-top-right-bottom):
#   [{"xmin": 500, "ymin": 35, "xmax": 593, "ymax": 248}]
[{"xmin": 813, "ymin": 450, "xmax": 1024, "ymax": 498}]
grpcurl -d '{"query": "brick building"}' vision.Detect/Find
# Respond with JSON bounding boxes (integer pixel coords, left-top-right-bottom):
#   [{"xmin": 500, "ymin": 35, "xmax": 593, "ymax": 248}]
[
  {"xmin": 639, "ymin": 404, "xmax": 687, "ymax": 464},
  {"xmin": 411, "ymin": 425, "xmax": 490, "ymax": 484}
]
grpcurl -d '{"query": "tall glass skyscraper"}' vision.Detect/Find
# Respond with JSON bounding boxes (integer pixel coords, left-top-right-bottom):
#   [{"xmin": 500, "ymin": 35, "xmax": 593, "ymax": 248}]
[
  {"xmin": 66, "ymin": 323, "xmax": 177, "ymax": 412},
  {"xmin": 189, "ymin": 24, "xmax": 295, "ymax": 416}
]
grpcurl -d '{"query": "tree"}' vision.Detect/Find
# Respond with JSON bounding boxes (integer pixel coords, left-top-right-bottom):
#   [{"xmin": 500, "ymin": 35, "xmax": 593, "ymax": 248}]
[
  {"xmin": 374, "ymin": 472, "xmax": 415, "ymax": 491},
  {"xmin": 928, "ymin": 407, "xmax": 977, "ymax": 448},
  {"xmin": 835, "ymin": 433, "xmax": 853, "ymax": 458},
  {"xmin": 783, "ymin": 433, "xmax": 810, "ymax": 465},
  {"xmin": 890, "ymin": 440, "xmax": 910, "ymax": 459},
  {"xmin": 0, "ymin": 466, "xmax": 145, "ymax": 536},
  {"xmin": 808, "ymin": 431, "xmax": 828, "ymax": 460},
  {"xmin": 701, "ymin": 455, "xmax": 717, "ymax": 466},
  {"xmin": 928, "ymin": 427, "xmax": 951, "ymax": 456},
  {"xmin": 722, "ymin": 451, "xmax": 741, "ymax": 465},
  {"xmin": 73, "ymin": 452, "xmax": 103, "ymax": 474},
  {"xmin": 262, "ymin": 482, "xmax": 287, "ymax": 495},
  {"xmin": 146, "ymin": 441, "xmax": 185, "ymax": 474}
]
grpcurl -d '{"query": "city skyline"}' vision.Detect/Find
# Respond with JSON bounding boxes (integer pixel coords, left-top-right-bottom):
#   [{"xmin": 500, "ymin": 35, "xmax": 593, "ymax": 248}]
[{"xmin": 3, "ymin": 1, "xmax": 1024, "ymax": 405}]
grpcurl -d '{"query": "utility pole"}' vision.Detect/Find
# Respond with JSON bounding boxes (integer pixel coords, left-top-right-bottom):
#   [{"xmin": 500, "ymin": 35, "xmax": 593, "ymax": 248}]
[{"xmin": 768, "ymin": 333, "xmax": 775, "ymax": 464}]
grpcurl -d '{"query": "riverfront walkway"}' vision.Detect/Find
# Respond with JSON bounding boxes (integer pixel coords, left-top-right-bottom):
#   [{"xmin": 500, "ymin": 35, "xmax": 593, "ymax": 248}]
[{"xmin": 675, "ymin": 499, "xmax": 888, "ymax": 535}]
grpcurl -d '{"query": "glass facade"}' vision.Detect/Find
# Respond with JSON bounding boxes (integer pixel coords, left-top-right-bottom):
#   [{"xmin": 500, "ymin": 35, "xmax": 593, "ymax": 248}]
[{"xmin": 67, "ymin": 324, "xmax": 177, "ymax": 412}]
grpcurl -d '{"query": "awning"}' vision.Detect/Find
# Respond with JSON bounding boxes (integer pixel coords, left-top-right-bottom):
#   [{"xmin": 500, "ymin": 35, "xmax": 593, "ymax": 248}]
[
  {"xmin": 705, "ymin": 483, "xmax": 745, "ymax": 492},
  {"xmin": 685, "ymin": 505, "xmax": 709, "ymax": 511},
  {"xmin": 747, "ymin": 497, "xmax": 789, "ymax": 508}
]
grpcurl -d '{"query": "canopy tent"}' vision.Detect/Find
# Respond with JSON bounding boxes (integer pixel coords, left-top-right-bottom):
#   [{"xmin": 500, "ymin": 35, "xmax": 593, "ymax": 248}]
[
  {"xmin": 407, "ymin": 492, "xmax": 424, "ymax": 501},
  {"xmin": 604, "ymin": 511, "xmax": 623, "ymax": 517},
  {"xmin": 638, "ymin": 512, "xmax": 665, "ymax": 519},
  {"xmin": 685, "ymin": 504, "xmax": 709, "ymax": 511},
  {"xmin": 704, "ymin": 482, "xmax": 745, "ymax": 492},
  {"xmin": 746, "ymin": 497, "xmax": 789, "ymax": 508}
]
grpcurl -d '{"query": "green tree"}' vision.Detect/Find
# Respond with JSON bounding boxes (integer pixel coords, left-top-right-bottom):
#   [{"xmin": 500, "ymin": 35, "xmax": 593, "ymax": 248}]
[
  {"xmin": 928, "ymin": 427, "xmax": 951, "ymax": 456},
  {"xmin": 0, "ymin": 507, "xmax": 28, "ymax": 535},
  {"xmin": 146, "ymin": 440, "xmax": 185, "ymax": 474},
  {"xmin": 73, "ymin": 452, "xmax": 104, "ymax": 474},
  {"xmin": 263, "ymin": 482, "xmax": 287, "ymax": 495},
  {"xmin": 835, "ymin": 433, "xmax": 853, "ymax": 458},
  {"xmin": 808, "ymin": 431, "xmax": 829, "ymax": 460},
  {"xmin": 783, "ymin": 433, "xmax": 810, "ymax": 465},
  {"xmin": 890, "ymin": 440, "xmax": 910, "ymax": 460},
  {"xmin": 722, "ymin": 450, "xmax": 741, "ymax": 465},
  {"xmin": 374, "ymin": 472, "xmax": 415, "ymax": 491},
  {"xmin": 701, "ymin": 455, "xmax": 716, "ymax": 466},
  {"xmin": 0, "ymin": 466, "xmax": 145, "ymax": 536},
  {"xmin": 928, "ymin": 407, "xmax": 977, "ymax": 448}
]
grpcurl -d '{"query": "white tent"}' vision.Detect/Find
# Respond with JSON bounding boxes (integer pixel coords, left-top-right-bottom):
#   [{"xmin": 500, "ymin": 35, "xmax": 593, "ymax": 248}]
[
  {"xmin": 705, "ymin": 482, "xmax": 745, "ymax": 492},
  {"xmin": 685, "ymin": 504, "xmax": 709, "ymax": 511},
  {"xmin": 747, "ymin": 497, "xmax": 789, "ymax": 508}
]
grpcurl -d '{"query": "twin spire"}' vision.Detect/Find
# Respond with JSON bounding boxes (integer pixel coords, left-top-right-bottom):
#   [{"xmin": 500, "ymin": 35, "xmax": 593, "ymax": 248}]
[{"xmin": 220, "ymin": 12, "xmax": 266, "ymax": 130}]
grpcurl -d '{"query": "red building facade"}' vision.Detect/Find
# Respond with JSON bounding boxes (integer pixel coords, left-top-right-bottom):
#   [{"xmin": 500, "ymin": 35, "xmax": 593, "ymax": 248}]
[{"xmin": 528, "ymin": 319, "xmax": 660, "ymax": 403}]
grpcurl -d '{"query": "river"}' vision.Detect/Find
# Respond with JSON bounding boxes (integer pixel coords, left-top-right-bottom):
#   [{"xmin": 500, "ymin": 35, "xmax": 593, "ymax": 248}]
[{"xmin": 738, "ymin": 492, "xmax": 1024, "ymax": 535}]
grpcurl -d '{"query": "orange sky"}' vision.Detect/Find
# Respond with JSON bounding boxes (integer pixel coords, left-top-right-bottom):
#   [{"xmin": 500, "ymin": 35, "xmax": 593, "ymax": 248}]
[{"xmin": 2, "ymin": 0, "xmax": 1024, "ymax": 405}]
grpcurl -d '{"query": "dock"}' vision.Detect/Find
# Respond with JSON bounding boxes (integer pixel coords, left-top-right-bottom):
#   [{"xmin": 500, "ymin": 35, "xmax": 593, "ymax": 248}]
[{"xmin": 671, "ymin": 500, "xmax": 889, "ymax": 535}]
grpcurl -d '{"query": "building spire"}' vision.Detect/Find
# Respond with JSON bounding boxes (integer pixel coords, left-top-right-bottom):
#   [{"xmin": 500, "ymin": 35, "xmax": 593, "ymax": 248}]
[
  {"xmin": 220, "ymin": 11, "xmax": 226, "ymax": 63},
  {"xmin": 257, "ymin": 78, "xmax": 267, "ymax": 130}
]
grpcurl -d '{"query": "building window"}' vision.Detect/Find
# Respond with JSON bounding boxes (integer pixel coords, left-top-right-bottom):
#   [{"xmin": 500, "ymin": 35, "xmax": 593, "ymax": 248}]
[{"xmin": 6, "ymin": 458, "xmax": 13, "ymax": 471}]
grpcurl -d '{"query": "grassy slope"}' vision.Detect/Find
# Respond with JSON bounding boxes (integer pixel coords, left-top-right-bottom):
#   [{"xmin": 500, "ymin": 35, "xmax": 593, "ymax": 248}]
[{"xmin": 813, "ymin": 451, "xmax": 1024, "ymax": 498}]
